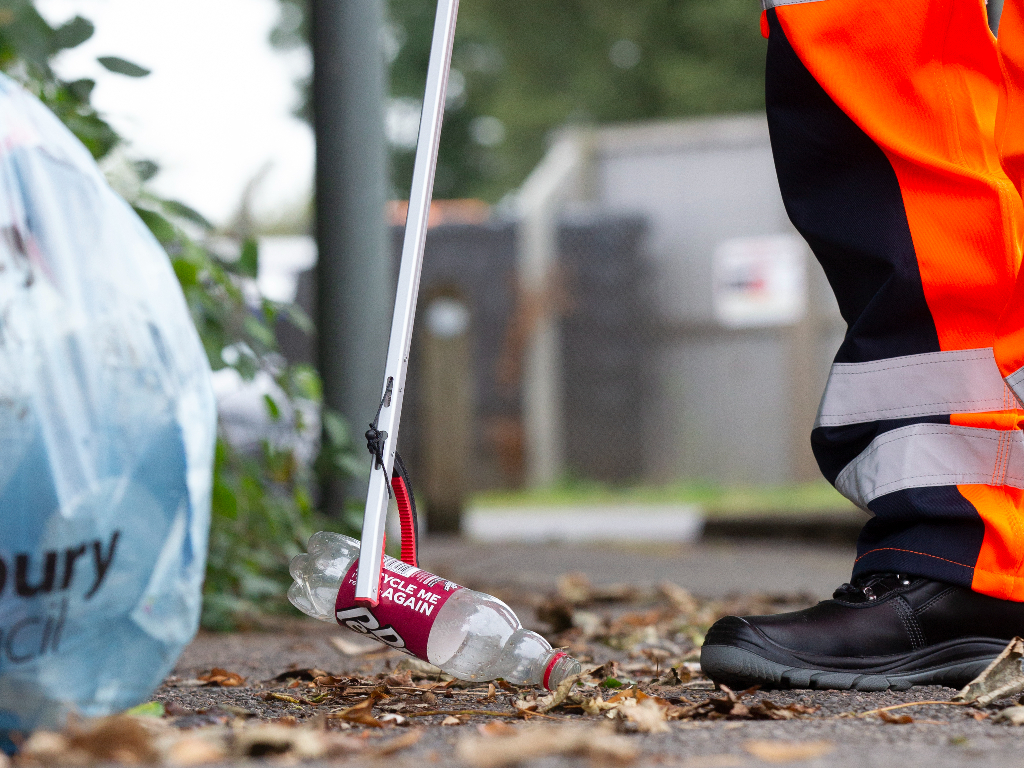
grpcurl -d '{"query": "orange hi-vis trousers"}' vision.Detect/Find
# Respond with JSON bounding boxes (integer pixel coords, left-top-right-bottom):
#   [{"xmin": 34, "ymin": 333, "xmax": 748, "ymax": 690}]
[{"xmin": 764, "ymin": 0, "xmax": 1024, "ymax": 599}]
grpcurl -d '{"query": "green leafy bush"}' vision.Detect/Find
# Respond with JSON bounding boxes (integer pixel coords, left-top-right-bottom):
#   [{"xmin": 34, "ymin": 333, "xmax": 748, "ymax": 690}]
[{"xmin": 0, "ymin": 2, "xmax": 358, "ymax": 630}]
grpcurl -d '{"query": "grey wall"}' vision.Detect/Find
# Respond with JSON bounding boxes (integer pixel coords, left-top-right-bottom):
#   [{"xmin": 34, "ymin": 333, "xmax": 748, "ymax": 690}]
[{"xmin": 583, "ymin": 114, "xmax": 846, "ymax": 484}]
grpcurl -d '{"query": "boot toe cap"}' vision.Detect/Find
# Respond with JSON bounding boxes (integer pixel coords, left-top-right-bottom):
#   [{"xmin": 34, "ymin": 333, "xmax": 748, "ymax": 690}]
[{"xmin": 704, "ymin": 615, "xmax": 765, "ymax": 650}]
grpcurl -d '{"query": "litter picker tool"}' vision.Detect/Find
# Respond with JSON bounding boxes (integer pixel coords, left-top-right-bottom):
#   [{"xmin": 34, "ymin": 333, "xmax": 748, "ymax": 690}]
[{"xmin": 355, "ymin": 0, "xmax": 459, "ymax": 606}]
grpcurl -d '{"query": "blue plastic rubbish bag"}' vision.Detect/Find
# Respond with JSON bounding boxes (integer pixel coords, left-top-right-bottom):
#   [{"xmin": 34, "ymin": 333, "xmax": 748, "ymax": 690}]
[{"xmin": 0, "ymin": 74, "xmax": 215, "ymax": 744}]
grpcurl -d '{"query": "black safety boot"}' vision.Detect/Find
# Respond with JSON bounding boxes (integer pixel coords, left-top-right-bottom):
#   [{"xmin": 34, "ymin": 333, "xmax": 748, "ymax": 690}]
[{"xmin": 701, "ymin": 574, "xmax": 1024, "ymax": 691}]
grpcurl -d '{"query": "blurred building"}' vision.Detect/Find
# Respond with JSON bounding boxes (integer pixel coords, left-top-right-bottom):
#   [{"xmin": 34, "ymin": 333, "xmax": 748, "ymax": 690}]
[
  {"xmin": 270, "ymin": 112, "xmax": 847, "ymax": 502},
  {"xmin": 544, "ymin": 113, "xmax": 846, "ymax": 485}
]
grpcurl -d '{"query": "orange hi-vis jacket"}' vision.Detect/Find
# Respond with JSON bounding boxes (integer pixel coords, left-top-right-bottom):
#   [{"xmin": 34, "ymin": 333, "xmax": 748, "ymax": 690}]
[{"xmin": 764, "ymin": 0, "xmax": 1024, "ymax": 599}]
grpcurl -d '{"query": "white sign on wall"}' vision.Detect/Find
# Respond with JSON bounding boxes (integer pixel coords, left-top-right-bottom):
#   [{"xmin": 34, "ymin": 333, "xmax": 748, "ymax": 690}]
[{"xmin": 712, "ymin": 234, "xmax": 808, "ymax": 328}]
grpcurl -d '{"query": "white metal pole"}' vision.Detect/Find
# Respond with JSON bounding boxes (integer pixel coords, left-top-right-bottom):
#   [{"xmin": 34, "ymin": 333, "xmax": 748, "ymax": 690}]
[{"xmin": 355, "ymin": 0, "xmax": 460, "ymax": 605}]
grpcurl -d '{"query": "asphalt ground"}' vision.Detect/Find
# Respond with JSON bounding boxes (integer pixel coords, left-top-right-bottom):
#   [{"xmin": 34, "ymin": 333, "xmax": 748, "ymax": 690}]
[
  {"xmin": 136, "ymin": 538, "xmax": 1024, "ymax": 768},
  {"xmin": 416, "ymin": 537, "xmax": 855, "ymax": 600}
]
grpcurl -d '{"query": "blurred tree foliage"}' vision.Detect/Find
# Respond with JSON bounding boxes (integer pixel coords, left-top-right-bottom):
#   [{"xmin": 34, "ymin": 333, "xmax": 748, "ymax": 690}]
[
  {"xmin": 0, "ymin": 0, "xmax": 359, "ymax": 630},
  {"xmin": 273, "ymin": 0, "xmax": 767, "ymax": 201}
]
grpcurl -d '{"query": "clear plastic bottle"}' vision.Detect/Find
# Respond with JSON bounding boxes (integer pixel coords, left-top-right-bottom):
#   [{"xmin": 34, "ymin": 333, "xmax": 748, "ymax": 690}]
[{"xmin": 289, "ymin": 532, "xmax": 581, "ymax": 690}]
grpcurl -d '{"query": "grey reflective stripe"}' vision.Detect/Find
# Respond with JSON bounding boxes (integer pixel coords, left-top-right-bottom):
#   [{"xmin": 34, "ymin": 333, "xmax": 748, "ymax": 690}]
[
  {"xmin": 835, "ymin": 424, "xmax": 1024, "ymax": 510},
  {"xmin": 1005, "ymin": 363, "xmax": 1024, "ymax": 407},
  {"xmin": 815, "ymin": 348, "xmax": 1009, "ymax": 428},
  {"xmin": 762, "ymin": 0, "xmax": 827, "ymax": 8}
]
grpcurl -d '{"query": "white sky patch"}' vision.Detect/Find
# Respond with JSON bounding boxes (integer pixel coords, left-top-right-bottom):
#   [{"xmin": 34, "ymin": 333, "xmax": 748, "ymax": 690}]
[{"xmin": 36, "ymin": 0, "xmax": 314, "ymax": 226}]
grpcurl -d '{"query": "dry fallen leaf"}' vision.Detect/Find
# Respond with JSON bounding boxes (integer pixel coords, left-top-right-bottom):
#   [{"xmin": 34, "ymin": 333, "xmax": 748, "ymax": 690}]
[
  {"xmin": 197, "ymin": 668, "xmax": 246, "ymax": 688},
  {"xmin": 328, "ymin": 695, "xmax": 383, "ymax": 728},
  {"xmin": 706, "ymin": 686, "xmax": 753, "ymax": 718},
  {"xmin": 383, "ymin": 670, "xmax": 413, "ymax": 688},
  {"xmin": 441, "ymin": 716, "xmax": 464, "ymax": 726},
  {"xmin": 268, "ymin": 668, "xmax": 329, "ymax": 683},
  {"xmin": 477, "ymin": 721, "xmax": 518, "ymax": 737},
  {"xmin": 372, "ymin": 729, "xmax": 423, "ymax": 756},
  {"xmin": 378, "ymin": 714, "xmax": 409, "ymax": 727},
  {"xmin": 656, "ymin": 665, "xmax": 693, "ymax": 686},
  {"xmin": 617, "ymin": 698, "xmax": 670, "ymax": 733},
  {"xmin": 954, "ymin": 637, "xmax": 1024, "ymax": 706},
  {"xmin": 535, "ymin": 666, "xmax": 594, "ymax": 713},
  {"xmin": 394, "ymin": 658, "xmax": 451, "ymax": 680},
  {"xmin": 878, "ymin": 711, "xmax": 913, "ymax": 725},
  {"xmin": 557, "ymin": 572, "xmax": 595, "ymax": 604},
  {"xmin": 313, "ymin": 675, "xmax": 349, "ymax": 688},
  {"xmin": 164, "ymin": 736, "xmax": 228, "ymax": 766},
  {"xmin": 456, "ymin": 723, "xmax": 636, "ymax": 768},
  {"xmin": 536, "ymin": 596, "xmax": 576, "ymax": 635},
  {"xmin": 748, "ymin": 700, "xmax": 818, "ymax": 721},
  {"xmin": 743, "ymin": 740, "xmax": 834, "ymax": 764},
  {"xmin": 234, "ymin": 724, "xmax": 326, "ymax": 759},
  {"xmin": 18, "ymin": 731, "xmax": 74, "ymax": 766},
  {"xmin": 513, "ymin": 698, "xmax": 538, "ymax": 714},
  {"xmin": 21, "ymin": 715, "xmax": 162, "ymax": 766},
  {"xmin": 580, "ymin": 695, "xmax": 620, "ymax": 716},
  {"xmin": 993, "ymin": 705, "xmax": 1024, "ymax": 725},
  {"xmin": 659, "ymin": 581, "xmax": 698, "ymax": 614}
]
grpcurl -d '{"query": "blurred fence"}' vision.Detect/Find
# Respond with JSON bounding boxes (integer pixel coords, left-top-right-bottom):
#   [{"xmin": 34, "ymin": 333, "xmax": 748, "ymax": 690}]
[{"xmin": 273, "ymin": 112, "xmax": 848, "ymax": 530}]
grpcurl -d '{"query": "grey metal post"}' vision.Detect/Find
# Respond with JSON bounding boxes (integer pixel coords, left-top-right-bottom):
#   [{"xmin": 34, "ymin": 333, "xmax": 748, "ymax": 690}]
[{"xmin": 311, "ymin": 0, "xmax": 391, "ymax": 514}]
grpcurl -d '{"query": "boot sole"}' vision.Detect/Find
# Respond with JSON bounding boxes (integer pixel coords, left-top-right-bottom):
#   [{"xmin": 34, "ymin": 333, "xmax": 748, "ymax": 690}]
[{"xmin": 700, "ymin": 644, "xmax": 992, "ymax": 692}]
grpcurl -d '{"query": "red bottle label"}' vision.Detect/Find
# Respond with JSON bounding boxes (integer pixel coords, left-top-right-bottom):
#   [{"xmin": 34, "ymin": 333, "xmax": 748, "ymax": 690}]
[{"xmin": 334, "ymin": 555, "xmax": 463, "ymax": 660}]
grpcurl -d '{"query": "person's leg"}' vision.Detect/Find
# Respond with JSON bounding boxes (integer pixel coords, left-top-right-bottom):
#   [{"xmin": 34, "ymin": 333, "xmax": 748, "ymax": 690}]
[
  {"xmin": 768, "ymin": 0, "xmax": 1024, "ymax": 597},
  {"xmin": 993, "ymin": 1, "xmax": 1024, "ymax": 589},
  {"xmin": 702, "ymin": 0, "xmax": 1024, "ymax": 690}
]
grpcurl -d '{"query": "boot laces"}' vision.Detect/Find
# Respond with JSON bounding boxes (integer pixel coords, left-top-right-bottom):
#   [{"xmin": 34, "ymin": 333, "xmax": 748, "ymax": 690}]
[{"xmin": 833, "ymin": 573, "xmax": 913, "ymax": 602}]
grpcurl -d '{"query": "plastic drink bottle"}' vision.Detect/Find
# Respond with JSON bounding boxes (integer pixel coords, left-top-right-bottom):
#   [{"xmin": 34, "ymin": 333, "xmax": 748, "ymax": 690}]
[{"xmin": 289, "ymin": 532, "xmax": 581, "ymax": 690}]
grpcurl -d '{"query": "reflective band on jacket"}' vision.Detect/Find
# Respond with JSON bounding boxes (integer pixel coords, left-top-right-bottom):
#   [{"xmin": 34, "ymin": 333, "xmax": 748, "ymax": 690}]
[
  {"xmin": 815, "ymin": 348, "xmax": 1008, "ymax": 428},
  {"xmin": 762, "ymin": 0, "xmax": 828, "ymax": 8},
  {"xmin": 835, "ymin": 424, "xmax": 1024, "ymax": 510},
  {"xmin": 1005, "ymin": 364, "xmax": 1024, "ymax": 406}
]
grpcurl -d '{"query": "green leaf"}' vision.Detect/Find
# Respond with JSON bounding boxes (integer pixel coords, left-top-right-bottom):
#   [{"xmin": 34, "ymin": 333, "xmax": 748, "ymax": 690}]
[
  {"xmin": 126, "ymin": 701, "xmax": 165, "ymax": 718},
  {"xmin": 263, "ymin": 394, "xmax": 281, "ymax": 421},
  {"xmin": 134, "ymin": 160, "xmax": 159, "ymax": 182},
  {"xmin": 231, "ymin": 347, "xmax": 260, "ymax": 380},
  {"xmin": 321, "ymin": 410, "xmax": 352, "ymax": 447},
  {"xmin": 288, "ymin": 365, "xmax": 322, "ymax": 402},
  {"xmin": 97, "ymin": 55, "xmax": 150, "ymax": 77},
  {"xmin": 66, "ymin": 78, "xmax": 95, "ymax": 102},
  {"xmin": 237, "ymin": 238, "xmax": 259, "ymax": 278},
  {"xmin": 212, "ymin": 478, "xmax": 238, "ymax": 520},
  {"xmin": 242, "ymin": 315, "xmax": 276, "ymax": 351},
  {"xmin": 171, "ymin": 257, "xmax": 199, "ymax": 288},
  {"xmin": 600, "ymin": 677, "xmax": 623, "ymax": 689},
  {"xmin": 134, "ymin": 207, "xmax": 176, "ymax": 243},
  {"xmin": 57, "ymin": 109, "xmax": 118, "ymax": 160},
  {"xmin": 162, "ymin": 199, "xmax": 213, "ymax": 230},
  {"xmin": 260, "ymin": 298, "xmax": 279, "ymax": 326},
  {"xmin": 53, "ymin": 16, "xmax": 93, "ymax": 50},
  {"xmin": 281, "ymin": 302, "xmax": 314, "ymax": 335}
]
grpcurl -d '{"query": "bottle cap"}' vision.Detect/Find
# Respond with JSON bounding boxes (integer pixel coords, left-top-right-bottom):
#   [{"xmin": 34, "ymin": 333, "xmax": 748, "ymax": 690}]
[{"xmin": 543, "ymin": 651, "xmax": 570, "ymax": 690}]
